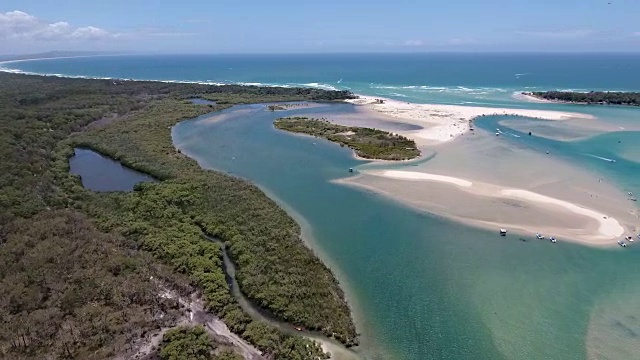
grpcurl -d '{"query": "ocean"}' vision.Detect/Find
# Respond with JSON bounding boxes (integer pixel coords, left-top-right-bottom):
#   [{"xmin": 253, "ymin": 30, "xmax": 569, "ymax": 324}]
[{"xmin": 6, "ymin": 53, "xmax": 640, "ymax": 360}]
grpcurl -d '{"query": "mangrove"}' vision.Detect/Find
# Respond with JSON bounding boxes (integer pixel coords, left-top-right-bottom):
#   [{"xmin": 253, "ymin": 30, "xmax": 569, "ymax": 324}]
[
  {"xmin": 274, "ymin": 117, "xmax": 421, "ymax": 160},
  {"xmin": 0, "ymin": 71, "xmax": 357, "ymax": 359}
]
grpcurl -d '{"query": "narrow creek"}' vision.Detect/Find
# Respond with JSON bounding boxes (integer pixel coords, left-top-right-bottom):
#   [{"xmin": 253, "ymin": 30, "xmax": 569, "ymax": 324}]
[{"xmin": 202, "ymin": 234, "xmax": 363, "ymax": 360}]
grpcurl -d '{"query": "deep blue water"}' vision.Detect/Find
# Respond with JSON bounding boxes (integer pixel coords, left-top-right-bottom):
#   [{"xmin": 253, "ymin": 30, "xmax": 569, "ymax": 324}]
[{"xmin": 3, "ymin": 53, "xmax": 640, "ymax": 107}]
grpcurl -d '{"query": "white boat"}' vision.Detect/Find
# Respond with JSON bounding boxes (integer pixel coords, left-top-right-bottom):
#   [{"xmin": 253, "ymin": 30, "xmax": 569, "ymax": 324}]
[
  {"xmin": 499, "ymin": 229, "xmax": 507, "ymax": 236},
  {"xmin": 625, "ymin": 236, "xmax": 634, "ymax": 242},
  {"xmin": 550, "ymin": 237, "xmax": 557, "ymax": 243},
  {"xmin": 536, "ymin": 233, "xmax": 545, "ymax": 240},
  {"xmin": 618, "ymin": 240, "xmax": 627, "ymax": 247}
]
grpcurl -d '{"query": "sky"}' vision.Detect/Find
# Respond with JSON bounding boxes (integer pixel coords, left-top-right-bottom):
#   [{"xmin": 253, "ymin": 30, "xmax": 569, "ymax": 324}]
[{"xmin": 1, "ymin": 0, "xmax": 639, "ymax": 54}]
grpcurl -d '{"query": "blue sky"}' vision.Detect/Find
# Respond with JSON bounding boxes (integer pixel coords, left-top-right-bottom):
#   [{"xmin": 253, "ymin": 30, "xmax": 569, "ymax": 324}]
[{"xmin": 1, "ymin": 0, "xmax": 639, "ymax": 54}]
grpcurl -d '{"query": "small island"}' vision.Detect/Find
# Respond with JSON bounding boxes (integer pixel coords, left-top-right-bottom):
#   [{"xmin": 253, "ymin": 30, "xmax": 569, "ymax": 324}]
[
  {"xmin": 526, "ymin": 91, "xmax": 640, "ymax": 106},
  {"xmin": 274, "ymin": 117, "xmax": 421, "ymax": 160}
]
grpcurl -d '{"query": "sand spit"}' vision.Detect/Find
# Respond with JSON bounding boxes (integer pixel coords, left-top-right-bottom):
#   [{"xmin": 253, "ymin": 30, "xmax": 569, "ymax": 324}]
[
  {"xmin": 345, "ymin": 95, "xmax": 594, "ymax": 145},
  {"xmin": 380, "ymin": 170, "xmax": 473, "ymax": 187},
  {"xmin": 344, "ymin": 168, "xmax": 634, "ymax": 246},
  {"xmin": 500, "ymin": 189, "xmax": 624, "ymax": 239}
]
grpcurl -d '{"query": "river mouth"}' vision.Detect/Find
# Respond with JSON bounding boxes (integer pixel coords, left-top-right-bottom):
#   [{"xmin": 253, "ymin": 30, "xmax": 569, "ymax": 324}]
[
  {"xmin": 69, "ymin": 148, "xmax": 156, "ymax": 192},
  {"xmin": 172, "ymin": 102, "xmax": 640, "ymax": 360}
]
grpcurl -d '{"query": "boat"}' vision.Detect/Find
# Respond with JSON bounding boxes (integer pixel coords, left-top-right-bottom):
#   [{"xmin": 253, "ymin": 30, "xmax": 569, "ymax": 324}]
[
  {"xmin": 348, "ymin": 168, "xmax": 353, "ymax": 173},
  {"xmin": 495, "ymin": 132, "xmax": 500, "ymax": 136},
  {"xmin": 499, "ymin": 229, "xmax": 507, "ymax": 236},
  {"xmin": 550, "ymin": 237, "xmax": 557, "ymax": 243},
  {"xmin": 625, "ymin": 236, "xmax": 634, "ymax": 242},
  {"xmin": 618, "ymin": 240, "xmax": 627, "ymax": 247},
  {"xmin": 536, "ymin": 233, "xmax": 545, "ymax": 240}
]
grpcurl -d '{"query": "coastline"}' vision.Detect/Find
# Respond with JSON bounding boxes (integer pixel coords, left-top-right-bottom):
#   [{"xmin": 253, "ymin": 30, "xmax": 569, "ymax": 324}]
[
  {"xmin": 334, "ymin": 95, "xmax": 638, "ymax": 247},
  {"xmin": 344, "ymin": 95, "xmax": 594, "ymax": 146}
]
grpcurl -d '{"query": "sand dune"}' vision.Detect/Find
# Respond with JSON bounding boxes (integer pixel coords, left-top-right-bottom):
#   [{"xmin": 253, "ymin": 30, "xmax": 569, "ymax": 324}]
[{"xmin": 345, "ymin": 95, "xmax": 594, "ymax": 144}]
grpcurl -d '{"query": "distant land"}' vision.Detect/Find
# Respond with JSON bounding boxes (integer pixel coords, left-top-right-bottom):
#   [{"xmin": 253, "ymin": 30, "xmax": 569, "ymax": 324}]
[
  {"xmin": 0, "ymin": 51, "xmax": 117, "ymax": 62},
  {"xmin": 526, "ymin": 91, "xmax": 640, "ymax": 106}
]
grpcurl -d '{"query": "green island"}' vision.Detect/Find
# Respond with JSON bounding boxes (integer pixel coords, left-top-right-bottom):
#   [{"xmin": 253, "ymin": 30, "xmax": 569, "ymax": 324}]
[
  {"xmin": 274, "ymin": 117, "xmax": 421, "ymax": 160},
  {"xmin": 528, "ymin": 91, "xmax": 640, "ymax": 106},
  {"xmin": 0, "ymin": 72, "xmax": 357, "ymax": 359}
]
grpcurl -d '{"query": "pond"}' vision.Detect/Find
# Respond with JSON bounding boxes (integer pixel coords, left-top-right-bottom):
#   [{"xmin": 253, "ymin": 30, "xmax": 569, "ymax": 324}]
[
  {"xmin": 69, "ymin": 148, "xmax": 156, "ymax": 192},
  {"xmin": 189, "ymin": 98, "xmax": 217, "ymax": 105}
]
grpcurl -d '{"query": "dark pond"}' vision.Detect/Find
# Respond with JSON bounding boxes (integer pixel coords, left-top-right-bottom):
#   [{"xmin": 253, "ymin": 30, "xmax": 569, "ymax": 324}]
[
  {"xmin": 189, "ymin": 98, "xmax": 217, "ymax": 105},
  {"xmin": 69, "ymin": 148, "xmax": 156, "ymax": 192}
]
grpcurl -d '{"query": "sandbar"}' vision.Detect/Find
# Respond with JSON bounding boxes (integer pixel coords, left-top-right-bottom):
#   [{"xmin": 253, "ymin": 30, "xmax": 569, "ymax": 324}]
[{"xmin": 345, "ymin": 95, "xmax": 594, "ymax": 145}]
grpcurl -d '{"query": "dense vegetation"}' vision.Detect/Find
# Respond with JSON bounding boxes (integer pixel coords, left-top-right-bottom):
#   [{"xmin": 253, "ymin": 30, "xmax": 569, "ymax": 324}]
[
  {"xmin": 159, "ymin": 326, "xmax": 242, "ymax": 360},
  {"xmin": 274, "ymin": 117, "xmax": 421, "ymax": 160},
  {"xmin": 0, "ymin": 210, "xmax": 191, "ymax": 359},
  {"xmin": 529, "ymin": 91, "xmax": 640, "ymax": 106},
  {"xmin": 0, "ymin": 72, "xmax": 357, "ymax": 359}
]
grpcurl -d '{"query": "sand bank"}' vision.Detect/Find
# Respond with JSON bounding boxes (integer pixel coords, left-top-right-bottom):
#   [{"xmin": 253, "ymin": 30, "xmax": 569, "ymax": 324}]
[
  {"xmin": 337, "ymin": 125, "xmax": 638, "ymax": 247},
  {"xmin": 500, "ymin": 189, "xmax": 624, "ymax": 238},
  {"xmin": 380, "ymin": 170, "xmax": 473, "ymax": 187},
  {"xmin": 511, "ymin": 92, "xmax": 554, "ymax": 103},
  {"xmin": 345, "ymin": 95, "xmax": 594, "ymax": 145}
]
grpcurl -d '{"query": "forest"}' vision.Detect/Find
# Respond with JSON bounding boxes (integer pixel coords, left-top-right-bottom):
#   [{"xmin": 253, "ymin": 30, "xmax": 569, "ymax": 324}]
[
  {"xmin": 274, "ymin": 117, "xmax": 421, "ymax": 160},
  {"xmin": 0, "ymin": 72, "xmax": 357, "ymax": 359},
  {"xmin": 529, "ymin": 91, "xmax": 640, "ymax": 106}
]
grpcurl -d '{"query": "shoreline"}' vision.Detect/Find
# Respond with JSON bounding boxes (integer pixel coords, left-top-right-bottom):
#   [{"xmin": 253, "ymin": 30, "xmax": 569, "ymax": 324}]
[{"xmin": 344, "ymin": 95, "xmax": 595, "ymax": 146}]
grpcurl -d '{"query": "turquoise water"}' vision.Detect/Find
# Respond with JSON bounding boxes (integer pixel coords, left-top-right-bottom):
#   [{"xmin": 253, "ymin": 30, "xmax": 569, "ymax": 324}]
[
  {"xmin": 10, "ymin": 54, "xmax": 640, "ymax": 359},
  {"xmin": 173, "ymin": 103, "xmax": 640, "ymax": 360}
]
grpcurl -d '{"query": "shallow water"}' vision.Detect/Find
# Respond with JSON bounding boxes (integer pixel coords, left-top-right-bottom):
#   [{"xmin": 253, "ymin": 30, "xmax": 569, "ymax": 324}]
[
  {"xmin": 69, "ymin": 148, "xmax": 155, "ymax": 191},
  {"xmin": 173, "ymin": 104, "xmax": 640, "ymax": 360}
]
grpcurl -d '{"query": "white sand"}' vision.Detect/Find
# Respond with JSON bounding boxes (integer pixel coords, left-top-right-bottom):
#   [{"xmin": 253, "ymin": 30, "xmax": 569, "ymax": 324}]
[
  {"xmin": 380, "ymin": 170, "xmax": 473, "ymax": 187},
  {"xmin": 345, "ymin": 95, "xmax": 594, "ymax": 144},
  {"xmin": 500, "ymin": 189, "xmax": 625, "ymax": 239},
  {"xmin": 511, "ymin": 92, "xmax": 554, "ymax": 103},
  {"xmin": 362, "ymin": 169, "xmax": 628, "ymax": 241}
]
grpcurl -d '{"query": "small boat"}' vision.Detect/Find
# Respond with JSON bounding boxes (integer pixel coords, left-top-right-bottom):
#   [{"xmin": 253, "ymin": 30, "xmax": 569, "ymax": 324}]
[
  {"xmin": 618, "ymin": 240, "xmax": 627, "ymax": 247},
  {"xmin": 495, "ymin": 132, "xmax": 500, "ymax": 136},
  {"xmin": 550, "ymin": 237, "xmax": 557, "ymax": 243},
  {"xmin": 536, "ymin": 233, "xmax": 545, "ymax": 240},
  {"xmin": 348, "ymin": 168, "xmax": 353, "ymax": 173},
  {"xmin": 499, "ymin": 229, "xmax": 507, "ymax": 236},
  {"xmin": 625, "ymin": 236, "xmax": 634, "ymax": 242}
]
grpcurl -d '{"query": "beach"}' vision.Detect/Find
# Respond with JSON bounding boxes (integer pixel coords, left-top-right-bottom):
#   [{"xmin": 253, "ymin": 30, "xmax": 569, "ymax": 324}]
[
  {"xmin": 344, "ymin": 95, "xmax": 595, "ymax": 145},
  {"xmin": 333, "ymin": 95, "xmax": 638, "ymax": 247}
]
